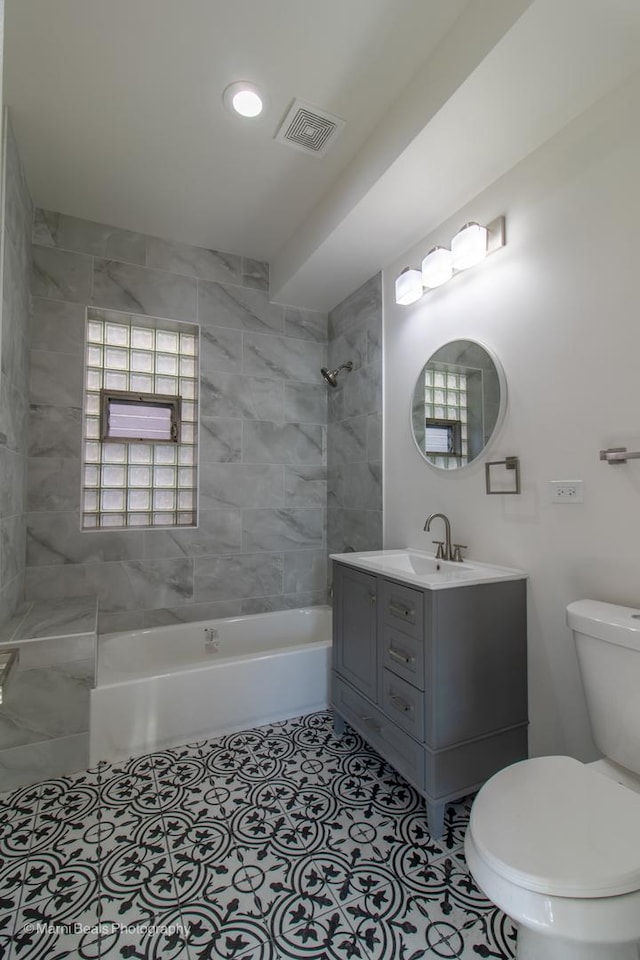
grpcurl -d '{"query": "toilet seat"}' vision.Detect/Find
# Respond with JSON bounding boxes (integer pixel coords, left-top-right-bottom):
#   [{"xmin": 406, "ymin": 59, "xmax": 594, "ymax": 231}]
[{"xmin": 468, "ymin": 756, "xmax": 640, "ymax": 898}]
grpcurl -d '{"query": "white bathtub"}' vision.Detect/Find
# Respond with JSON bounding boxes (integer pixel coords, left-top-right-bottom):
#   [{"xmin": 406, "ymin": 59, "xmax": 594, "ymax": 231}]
[{"xmin": 89, "ymin": 606, "xmax": 332, "ymax": 764}]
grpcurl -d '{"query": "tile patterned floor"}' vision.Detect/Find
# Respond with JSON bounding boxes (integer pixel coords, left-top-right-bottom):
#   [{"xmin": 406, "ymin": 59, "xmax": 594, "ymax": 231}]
[{"xmin": 0, "ymin": 711, "xmax": 516, "ymax": 959}]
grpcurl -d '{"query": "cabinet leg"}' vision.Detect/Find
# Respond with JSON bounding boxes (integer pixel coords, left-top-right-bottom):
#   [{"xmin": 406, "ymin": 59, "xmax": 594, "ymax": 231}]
[
  {"xmin": 333, "ymin": 712, "xmax": 346, "ymax": 737},
  {"xmin": 425, "ymin": 799, "xmax": 446, "ymax": 841}
]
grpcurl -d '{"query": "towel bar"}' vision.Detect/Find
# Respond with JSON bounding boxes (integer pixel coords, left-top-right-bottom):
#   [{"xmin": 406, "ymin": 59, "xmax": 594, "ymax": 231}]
[{"xmin": 599, "ymin": 447, "xmax": 640, "ymax": 464}]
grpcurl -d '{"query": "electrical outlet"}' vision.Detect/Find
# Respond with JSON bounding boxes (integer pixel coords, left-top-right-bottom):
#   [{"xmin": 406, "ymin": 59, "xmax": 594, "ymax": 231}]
[{"xmin": 550, "ymin": 480, "xmax": 584, "ymax": 503}]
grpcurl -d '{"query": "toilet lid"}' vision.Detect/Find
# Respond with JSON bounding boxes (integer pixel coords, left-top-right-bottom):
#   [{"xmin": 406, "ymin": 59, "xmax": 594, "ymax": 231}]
[{"xmin": 469, "ymin": 756, "xmax": 640, "ymax": 897}]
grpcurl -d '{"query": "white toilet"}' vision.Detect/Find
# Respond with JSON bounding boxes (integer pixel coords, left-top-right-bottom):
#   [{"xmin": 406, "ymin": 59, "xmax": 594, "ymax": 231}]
[{"xmin": 465, "ymin": 599, "xmax": 640, "ymax": 960}]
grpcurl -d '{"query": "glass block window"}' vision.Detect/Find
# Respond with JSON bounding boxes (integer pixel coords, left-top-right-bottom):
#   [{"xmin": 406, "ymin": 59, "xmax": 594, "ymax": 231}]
[
  {"xmin": 100, "ymin": 391, "xmax": 181, "ymax": 442},
  {"xmin": 82, "ymin": 308, "xmax": 198, "ymax": 529},
  {"xmin": 423, "ymin": 368, "xmax": 468, "ymax": 469}
]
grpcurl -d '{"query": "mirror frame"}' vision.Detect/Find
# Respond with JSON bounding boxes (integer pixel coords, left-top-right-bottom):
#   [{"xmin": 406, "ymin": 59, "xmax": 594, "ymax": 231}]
[{"xmin": 410, "ymin": 338, "xmax": 507, "ymax": 472}]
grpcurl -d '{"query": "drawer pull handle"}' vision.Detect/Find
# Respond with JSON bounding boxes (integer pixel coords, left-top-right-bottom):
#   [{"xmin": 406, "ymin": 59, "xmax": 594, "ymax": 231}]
[
  {"xmin": 390, "ymin": 694, "xmax": 411, "ymax": 714},
  {"xmin": 388, "ymin": 601, "xmax": 414, "ymax": 621},
  {"xmin": 361, "ymin": 715, "xmax": 381, "ymax": 733},
  {"xmin": 388, "ymin": 647, "xmax": 414, "ymax": 666},
  {"xmin": 369, "ymin": 593, "xmax": 376, "ymax": 604}
]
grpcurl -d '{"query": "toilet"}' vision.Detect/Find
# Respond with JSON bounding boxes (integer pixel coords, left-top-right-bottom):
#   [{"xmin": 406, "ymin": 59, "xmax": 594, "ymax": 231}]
[{"xmin": 464, "ymin": 600, "xmax": 640, "ymax": 960}]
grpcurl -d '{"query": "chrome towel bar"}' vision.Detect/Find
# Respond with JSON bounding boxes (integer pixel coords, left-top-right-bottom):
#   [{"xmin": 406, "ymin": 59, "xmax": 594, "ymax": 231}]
[{"xmin": 599, "ymin": 447, "xmax": 640, "ymax": 464}]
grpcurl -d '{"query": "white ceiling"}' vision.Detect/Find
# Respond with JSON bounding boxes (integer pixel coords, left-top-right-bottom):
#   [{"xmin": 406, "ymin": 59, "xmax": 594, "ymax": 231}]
[
  {"xmin": 4, "ymin": 0, "xmax": 466, "ymax": 265},
  {"xmin": 6, "ymin": 0, "xmax": 640, "ymax": 311}
]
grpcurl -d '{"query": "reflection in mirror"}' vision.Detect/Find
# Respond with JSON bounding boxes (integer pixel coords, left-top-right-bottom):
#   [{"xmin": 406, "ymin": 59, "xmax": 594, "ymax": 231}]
[{"xmin": 411, "ymin": 340, "xmax": 505, "ymax": 470}]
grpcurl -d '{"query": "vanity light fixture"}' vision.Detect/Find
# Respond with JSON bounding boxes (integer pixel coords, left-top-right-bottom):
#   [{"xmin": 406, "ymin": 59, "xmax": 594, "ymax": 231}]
[
  {"xmin": 451, "ymin": 222, "xmax": 488, "ymax": 270},
  {"xmin": 395, "ymin": 267, "xmax": 423, "ymax": 305},
  {"xmin": 223, "ymin": 81, "xmax": 264, "ymax": 118},
  {"xmin": 422, "ymin": 246, "xmax": 453, "ymax": 288},
  {"xmin": 394, "ymin": 216, "xmax": 505, "ymax": 306}
]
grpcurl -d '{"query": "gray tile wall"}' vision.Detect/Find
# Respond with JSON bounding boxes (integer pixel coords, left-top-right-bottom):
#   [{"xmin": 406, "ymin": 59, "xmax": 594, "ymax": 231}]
[
  {"xmin": 0, "ymin": 117, "xmax": 33, "ymax": 626},
  {"xmin": 327, "ymin": 273, "xmax": 383, "ymax": 555},
  {"xmin": 26, "ymin": 209, "xmax": 328, "ymax": 630}
]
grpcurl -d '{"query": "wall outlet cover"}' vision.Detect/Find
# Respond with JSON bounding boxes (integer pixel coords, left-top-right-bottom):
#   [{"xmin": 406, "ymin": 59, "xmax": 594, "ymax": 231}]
[{"xmin": 550, "ymin": 480, "xmax": 584, "ymax": 503}]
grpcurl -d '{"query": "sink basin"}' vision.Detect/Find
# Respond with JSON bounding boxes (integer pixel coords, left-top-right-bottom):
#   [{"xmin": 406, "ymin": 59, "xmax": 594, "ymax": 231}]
[
  {"xmin": 329, "ymin": 549, "xmax": 525, "ymax": 590},
  {"xmin": 364, "ymin": 551, "xmax": 476, "ymax": 577}
]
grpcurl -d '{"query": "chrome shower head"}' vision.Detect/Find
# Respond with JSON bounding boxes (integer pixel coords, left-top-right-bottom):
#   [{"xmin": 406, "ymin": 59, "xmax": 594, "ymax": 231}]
[
  {"xmin": 321, "ymin": 360, "xmax": 353, "ymax": 388},
  {"xmin": 321, "ymin": 367, "xmax": 338, "ymax": 387}
]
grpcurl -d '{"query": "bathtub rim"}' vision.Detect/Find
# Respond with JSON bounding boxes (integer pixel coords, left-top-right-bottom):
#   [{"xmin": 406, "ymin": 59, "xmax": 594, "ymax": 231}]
[
  {"xmin": 96, "ymin": 604, "xmax": 332, "ymax": 689},
  {"xmin": 99, "ymin": 603, "xmax": 332, "ymax": 642}
]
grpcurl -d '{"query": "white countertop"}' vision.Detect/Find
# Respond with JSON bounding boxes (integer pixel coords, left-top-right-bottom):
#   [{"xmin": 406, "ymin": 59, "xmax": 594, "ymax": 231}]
[{"xmin": 330, "ymin": 549, "xmax": 526, "ymax": 590}]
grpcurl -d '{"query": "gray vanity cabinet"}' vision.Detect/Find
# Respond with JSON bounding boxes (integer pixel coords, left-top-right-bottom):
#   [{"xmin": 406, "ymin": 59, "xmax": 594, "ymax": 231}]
[
  {"xmin": 331, "ymin": 561, "xmax": 528, "ymax": 839},
  {"xmin": 332, "ymin": 564, "xmax": 378, "ymax": 701}
]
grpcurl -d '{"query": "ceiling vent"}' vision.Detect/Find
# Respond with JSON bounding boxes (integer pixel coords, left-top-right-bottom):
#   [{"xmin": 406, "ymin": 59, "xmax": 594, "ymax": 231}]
[{"xmin": 274, "ymin": 99, "xmax": 345, "ymax": 157}]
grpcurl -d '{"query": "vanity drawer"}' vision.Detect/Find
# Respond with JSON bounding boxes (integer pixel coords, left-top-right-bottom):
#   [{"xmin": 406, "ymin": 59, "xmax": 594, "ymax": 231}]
[
  {"xmin": 332, "ymin": 675, "xmax": 425, "ymax": 792},
  {"xmin": 382, "ymin": 581, "xmax": 423, "ymax": 639},
  {"xmin": 381, "ymin": 669, "xmax": 425, "ymax": 741},
  {"xmin": 382, "ymin": 626, "xmax": 424, "ymax": 690}
]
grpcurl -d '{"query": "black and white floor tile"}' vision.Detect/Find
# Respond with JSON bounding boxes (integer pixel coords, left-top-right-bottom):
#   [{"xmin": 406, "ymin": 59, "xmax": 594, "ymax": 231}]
[{"xmin": 0, "ymin": 712, "xmax": 516, "ymax": 959}]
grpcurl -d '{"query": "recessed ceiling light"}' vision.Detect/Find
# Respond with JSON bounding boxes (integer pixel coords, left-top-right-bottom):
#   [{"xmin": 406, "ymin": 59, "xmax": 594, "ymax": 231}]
[{"xmin": 223, "ymin": 81, "xmax": 264, "ymax": 118}]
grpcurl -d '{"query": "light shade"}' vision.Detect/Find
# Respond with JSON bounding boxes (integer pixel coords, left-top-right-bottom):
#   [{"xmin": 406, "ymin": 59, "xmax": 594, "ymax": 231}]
[
  {"xmin": 451, "ymin": 222, "xmax": 488, "ymax": 270},
  {"xmin": 395, "ymin": 268, "xmax": 423, "ymax": 305},
  {"xmin": 223, "ymin": 81, "xmax": 264, "ymax": 118},
  {"xmin": 421, "ymin": 246, "xmax": 453, "ymax": 288}
]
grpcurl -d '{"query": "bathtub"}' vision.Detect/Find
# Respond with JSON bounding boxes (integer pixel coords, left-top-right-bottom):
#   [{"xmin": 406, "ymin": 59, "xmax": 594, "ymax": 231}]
[{"xmin": 89, "ymin": 606, "xmax": 331, "ymax": 765}]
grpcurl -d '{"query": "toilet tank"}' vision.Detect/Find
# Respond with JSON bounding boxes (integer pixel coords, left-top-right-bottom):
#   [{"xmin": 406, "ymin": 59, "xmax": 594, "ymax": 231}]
[{"xmin": 567, "ymin": 600, "xmax": 640, "ymax": 775}]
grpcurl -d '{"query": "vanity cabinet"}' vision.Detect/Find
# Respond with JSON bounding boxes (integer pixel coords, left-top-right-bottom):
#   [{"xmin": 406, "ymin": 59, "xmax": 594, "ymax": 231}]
[
  {"xmin": 333, "ymin": 565, "xmax": 378, "ymax": 701},
  {"xmin": 331, "ymin": 561, "xmax": 528, "ymax": 839}
]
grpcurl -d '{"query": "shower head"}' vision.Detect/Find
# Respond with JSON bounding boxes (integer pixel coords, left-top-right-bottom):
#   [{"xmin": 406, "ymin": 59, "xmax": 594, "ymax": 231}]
[
  {"xmin": 321, "ymin": 360, "xmax": 353, "ymax": 388},
  {"xmin": 320, "ymin": 367, "xmax": 339, "ymax": 388}
]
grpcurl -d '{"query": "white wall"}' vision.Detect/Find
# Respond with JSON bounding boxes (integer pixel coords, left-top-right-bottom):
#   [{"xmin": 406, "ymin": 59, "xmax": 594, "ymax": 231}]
[{"xmin": 383, "ymin": 67, "xmax": 640, "ymax": 761}]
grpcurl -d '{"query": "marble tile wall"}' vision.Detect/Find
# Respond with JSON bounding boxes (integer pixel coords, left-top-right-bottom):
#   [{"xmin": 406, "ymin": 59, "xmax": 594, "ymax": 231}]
[
  {"xmin": 327, "ymin": 273, "xmax": 383, "ymax": 555},
  {"xmin": 25, "ymin": 209, "xmax": 328, "ymax": 629},
  {"xmin": 0, "ymin": 116, "xmax": 33, "ymax": 626},
  {"xmin": 0, "ymin": 658, "xmax": 92, "ymax": 791}
]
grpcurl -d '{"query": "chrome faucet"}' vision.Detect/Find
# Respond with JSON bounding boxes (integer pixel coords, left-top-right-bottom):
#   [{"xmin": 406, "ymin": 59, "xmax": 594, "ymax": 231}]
[
  {"xmin": 423, "ymin": 513, "xmax": 466, "ymax": 562},
  {"xmin": 424, "ymin": 513, "xmax": 452, "ymax": 560}
]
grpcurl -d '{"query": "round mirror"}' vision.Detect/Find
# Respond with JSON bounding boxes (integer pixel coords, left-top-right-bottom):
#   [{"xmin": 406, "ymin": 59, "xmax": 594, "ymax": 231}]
[{"xmin": 410, "ymin": 339, "xmax": 506, "ymax": 470}]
